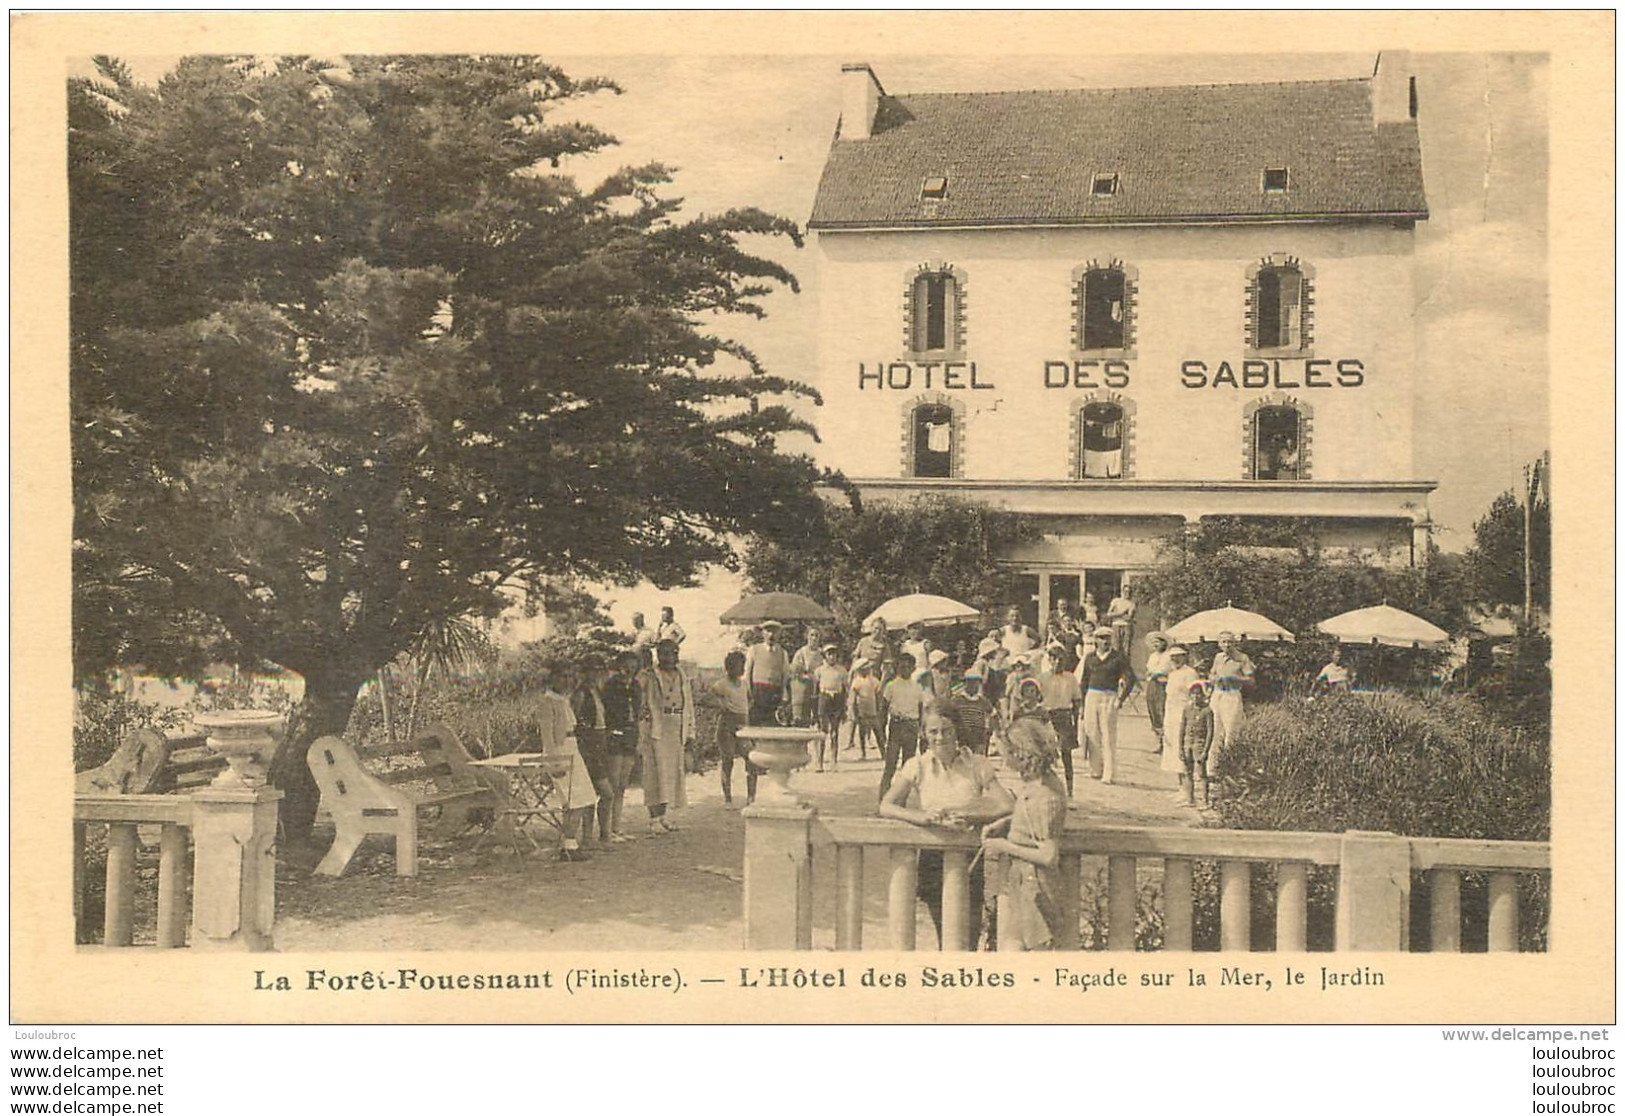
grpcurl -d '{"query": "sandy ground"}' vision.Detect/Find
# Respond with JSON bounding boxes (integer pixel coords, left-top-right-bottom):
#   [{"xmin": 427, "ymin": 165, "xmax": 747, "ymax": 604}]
[{"xmin": 274, "ymin": 711, "xmax": 1198, "ymax": 951}]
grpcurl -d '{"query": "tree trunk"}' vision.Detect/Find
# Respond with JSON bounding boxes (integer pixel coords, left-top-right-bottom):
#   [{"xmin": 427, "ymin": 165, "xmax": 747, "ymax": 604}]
[
  {"xmin": 270, "ymin": 671, "xmax": 364, "ymax": 844},
  {"xmin": 376, "ymin": 667, "xmax": 396, "ymax": 745},
  {"xmin": 403, "ymin": 658, "xmax": 431, "ymax": 744}
]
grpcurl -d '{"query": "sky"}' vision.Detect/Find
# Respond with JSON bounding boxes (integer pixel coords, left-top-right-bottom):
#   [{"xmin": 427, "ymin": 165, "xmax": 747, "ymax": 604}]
[{"xmin": 108, "ymin": 51, "xmax": 1551, "ymax": 666}]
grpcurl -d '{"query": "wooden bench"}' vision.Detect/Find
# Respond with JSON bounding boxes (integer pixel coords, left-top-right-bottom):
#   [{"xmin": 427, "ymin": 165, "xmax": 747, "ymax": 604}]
[
  {"xmin": 307, "ymin": 726, "xmax": 504, "ymax": 877},
  {"xmin": 76, "ymin": 726, "xmax": 226, "ymax": 796}
]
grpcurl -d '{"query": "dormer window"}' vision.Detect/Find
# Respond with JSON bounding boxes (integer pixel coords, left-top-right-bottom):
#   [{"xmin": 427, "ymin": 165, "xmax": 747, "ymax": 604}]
[
  {"xmin": 1262, "ymin": 167, "xmax": 1290, "ymax": 193},
  {"xmin": 921, "ymin": 176, "xmax": 948, "ymax": 200},
  {"xmin": 1091, "ymin": 173, "xmax": 1120, "ymax": 197}
]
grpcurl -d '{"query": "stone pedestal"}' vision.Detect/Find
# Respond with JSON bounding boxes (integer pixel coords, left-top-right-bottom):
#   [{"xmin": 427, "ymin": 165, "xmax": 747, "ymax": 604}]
[
  {"xmin": 190, "ymin": 786, "xmax": 283, "ymax": 951},
  {"xmin": 1335, "ymin": 830, "xmax": 1411, "ymax": 950},
  {"xmin": 737, "ymin": 726, "xmax": 819, "ymax": 805},
  {"xmin": 741, "ymin": 801, "xmax": 816, "ymax": 949}
]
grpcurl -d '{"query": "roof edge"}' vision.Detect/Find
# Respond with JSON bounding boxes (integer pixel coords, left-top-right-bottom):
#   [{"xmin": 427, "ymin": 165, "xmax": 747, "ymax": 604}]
[{"xmin": 809, "ymin": 212, "xmax": 1428, "ymax": 232}]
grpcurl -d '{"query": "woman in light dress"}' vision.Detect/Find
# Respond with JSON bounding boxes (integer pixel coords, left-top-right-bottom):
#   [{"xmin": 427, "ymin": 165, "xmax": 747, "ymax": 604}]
[
  {"xmin": 638, "ymin": 639, "xmax": 694, "ymax": 834},
  {"xmin": 539, "ymin": 662, "xmax": 600, "ymax": 861}
]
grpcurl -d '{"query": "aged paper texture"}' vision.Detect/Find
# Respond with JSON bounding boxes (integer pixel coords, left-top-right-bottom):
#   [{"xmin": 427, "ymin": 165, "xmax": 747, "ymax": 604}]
[{"xmin": 13, "ymin": 10, "xmax": 1613, "ymax": 1023}]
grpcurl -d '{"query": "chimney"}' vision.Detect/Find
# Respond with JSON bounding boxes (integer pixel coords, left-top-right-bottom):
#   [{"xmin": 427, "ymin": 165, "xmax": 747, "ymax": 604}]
[
  {"xmin": 840, "ymin": 62, "xmax": 884, "ymax": 140},
  {"xmin": 1372, "ymin": 50, "xmax": 1417, "ymax": 124}
]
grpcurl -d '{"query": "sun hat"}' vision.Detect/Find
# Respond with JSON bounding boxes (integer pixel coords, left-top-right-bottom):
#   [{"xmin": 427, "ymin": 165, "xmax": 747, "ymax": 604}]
[
  {"xmin": 822, "ymin": 643, "xmax": 839, "ymax": 653},
  {"xmin": 760, "ymin": 619, "xmax": 783, "ymax": 629},
  {"xmin": 1093, "ymin": 626, "xmax": 1115, "ymax": 638},
  {"xmin": 1146, "ymin": 630, "xmax": 1170, "ymax": 645},
  {"xmin": 1167, "ymin": 645, "xmax": 1189, "ymax": 657},
  {"xmin": 928, "ymin": 649, "xmax": 949, "ymax": 666},
  {"xmin": 852, "ymin": 657, "xmax": 871, "ymax": 671}
]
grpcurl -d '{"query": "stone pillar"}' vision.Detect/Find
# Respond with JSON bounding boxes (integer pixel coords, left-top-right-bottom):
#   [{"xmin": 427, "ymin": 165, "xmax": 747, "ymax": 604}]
[
  {"xmin": 1335, "ymin": 830, "xmax": 1412, "ymax": 951},
  {"xmin": 1411, "ymin": 520, "xmax": 1431, "ymax": 569},
  {"xmin": 742, "ymin": 801, "xmax": 816, "ymax": 949},
  {"xmin": 190, "ymin": 786, "xmax": 283, "ymax": 951},
  {"xmin": 1037, "ymin": 573, "xmax": 1051, "ymax": 634}
]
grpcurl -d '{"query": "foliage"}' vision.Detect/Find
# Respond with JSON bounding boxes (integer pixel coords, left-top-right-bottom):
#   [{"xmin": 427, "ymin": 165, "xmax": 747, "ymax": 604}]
[
  {"xmin": 742, "ymin": 496, "xmax": 1042, "ymax": 646},
  {"xmin": 1463, "ymin": 460, "xmax": 1550, "ymax": 613},
  {"xmin": 1132, "ymin": 518, "xmax": 1465, "ymax": 697},
  {"xmin": 70, "ymin": 55, "xmax": 830, "ymax": 836},
  {"xmin": 1212, "ymin": 692, "xmax": 1549, "ymax": 842}
]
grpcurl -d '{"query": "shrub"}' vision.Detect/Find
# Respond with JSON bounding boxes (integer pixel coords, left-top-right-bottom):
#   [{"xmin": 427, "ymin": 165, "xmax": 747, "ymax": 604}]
[
  {"xmin": 73, "ymin": 690, "xmax": 188, "ymax": 772},
  {"xmin": 1211, "ymin": 691, "xmax": 1550, "ymax": 950},
  {"xmin": 1212, "ymin": 692, "xmax": 1549, "ymax": 841}
]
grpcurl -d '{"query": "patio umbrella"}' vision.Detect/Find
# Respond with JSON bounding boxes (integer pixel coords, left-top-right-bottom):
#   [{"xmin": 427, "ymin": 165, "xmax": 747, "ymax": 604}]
[
  {"xmin": 1166, "ymin": 604, "xmax": 1295, "ymax": 643},
  {"xmin": 718, "ymin": 592, "xmax": 834, "ymax": 626},
  {"xmin": 1317, "ymin": 604, "xmax": 1448, "ymax": 650},
  {"xmin": 862, "ymin": 593, "xmax": 982, "ymax": 631}
]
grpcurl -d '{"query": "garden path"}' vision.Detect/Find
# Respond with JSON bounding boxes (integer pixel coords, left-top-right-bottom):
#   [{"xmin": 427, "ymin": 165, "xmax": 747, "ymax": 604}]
[{"xmin": 273, "ymin": 710, "xmax": 1197, "ymax": 951}]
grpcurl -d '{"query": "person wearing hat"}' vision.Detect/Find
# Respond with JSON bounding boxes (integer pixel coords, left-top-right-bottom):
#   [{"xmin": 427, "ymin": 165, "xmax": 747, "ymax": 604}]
[
  {"xmin": 854, "ymin": 618, "xmax": 897, "ymax": 683},
  {"xmin": 1209, "ymin": 630, "xmax": 1256, "ymax": 775},
  {"xmin": 812, "ymin": 643, "xmax": 848, "ymax": 772},
  {"xmin": 1178, "ymin": 675, "xmax": 1215, "ymax": 807},
  {"xmin": 1039, "ymin": 643, "xmax": 1082, "ymax": 795},
  {"xmin": 745, "ymin": 620, "xmax": 791, "ymax": 725},
  {"xmin": 1144, "ymin": 631, "xmax": 1174, "ymax": 745},
  {"xmin": 921, "ymin": 647, "xmax": 955, "ymax": 707},
  {"xmin": 1160, "ymin": 646, "xmax": 1200, "ymax": 777},
  {"xmin": 847, "ymin": 657, "xmax": 884, "ymax": 761},
  {"xmin": 1075, "ymin": 626, "xmax": 1136, "ymax": 784}
]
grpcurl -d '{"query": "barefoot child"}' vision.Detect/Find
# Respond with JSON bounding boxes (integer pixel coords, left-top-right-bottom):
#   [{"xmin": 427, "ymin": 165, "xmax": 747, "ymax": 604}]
[
  {"xmin": 848, "ymin": 658, "xmax": 883, "ymax": 760},
  {"xmin": 813, "ymin": 643, "xmax": 848, "ymax": 772},
  {"xmin": 707, "ymin": 650, "xmax": 756, "ymax": 806},
  {"xmin": 1179, "ymin": 677, "xmax": 1215, "ymax": 808}
]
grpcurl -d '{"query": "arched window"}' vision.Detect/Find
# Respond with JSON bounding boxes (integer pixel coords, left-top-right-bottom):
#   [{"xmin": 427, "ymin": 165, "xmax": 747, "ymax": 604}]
[
  {"xmin": 1252, "ymin": 404, "xmax": 1303, "ymax": 480},
  {"xmin": 1070, "ymin": 393, "xmax": 1136, "ymax": 479},
  {"xmin": 902, "ymin": 393, "xmax": 965, "ymax": 478},
  {"xmin": 903, "ymin": 266, "xmax": 966, "ymax": 356},
  {"xmin": 1246, "ymin": 255, "xmax": 1314, "ymax": 353},
  {"xmin": 1072, "ymin": 260, "xmax": 1138, "ymax": 354},
  {"xmin": 1079, "ymin": 401, "xmax": 1125, "ymax": 478}
]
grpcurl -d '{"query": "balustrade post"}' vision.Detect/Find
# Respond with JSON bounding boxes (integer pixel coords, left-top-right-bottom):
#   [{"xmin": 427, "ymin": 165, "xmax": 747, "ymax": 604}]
[
  {"xmin": 888, "ymin": 848, "xmax": 919, "ymax": 950},
  {"xmin": 1056, "ymin": 853, "xmax": 1083, "ymax": 951},
  {"xmin": 742, "ymin": 801, "xmax": 816, "ymax": 949},
  {"xmin": 73, "ymin": 822, "xmax": 86, "ymax": 943},
  {"xmin": 1334, "ymin": 830, "xmax": 1411, "ymax": 951},
  {"xmin": 155, "ymin": 823, "xmax": 189, "ymax": 949},
  {"xmin": 1219, "ymin": 860, "xmax": 1251, "ymax": 952},
  {"xmin": 189, "ymin": 786, "xmax": 282, "ymax": 951},
  {"xmin": 1276, "ymin": 862, "xmax": 1309, "ymax": 952},
  {"xmin": 1487, "ymin": 873, "xmax": 1519, "ymax": 952},
  {"xmin": 835, "ymin": 844, "xmax": 864, "ymax": 951},
  {"xmin": 104, "ymin": 823, "xmax": 137, "ymax": 947},
  {"xmin": 1163, "ymin": 858, "xmax": 1193, "ymax": 951},
  {"xmin": 1107, "ymin": 855, "xmax": 1137, "ymax": 951},
  {"xmin": 1428, "ymin": 869, "xmax": 1461, "ymax": 952},
  {"xmin": 941, "ymin": 850, "xmax": 973, "ymax": 950}
]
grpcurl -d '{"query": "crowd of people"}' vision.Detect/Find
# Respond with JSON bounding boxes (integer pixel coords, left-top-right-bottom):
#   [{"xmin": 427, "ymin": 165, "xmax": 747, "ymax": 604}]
[{"xmin": 525, "ymin": 599, "xmax": 1272, "ymax": 948}]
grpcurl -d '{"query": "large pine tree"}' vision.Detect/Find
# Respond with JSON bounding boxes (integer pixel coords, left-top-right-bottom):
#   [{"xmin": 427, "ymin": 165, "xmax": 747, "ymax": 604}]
[{"xmin": 70, "ymin": 55, "xmax": 827, "ymax": 836}]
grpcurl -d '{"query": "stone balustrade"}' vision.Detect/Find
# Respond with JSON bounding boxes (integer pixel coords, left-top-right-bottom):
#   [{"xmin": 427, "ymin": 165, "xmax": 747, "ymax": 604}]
[{"xmin": 743, "ymin": 807, "xmax": 1550, "ymax": 952}]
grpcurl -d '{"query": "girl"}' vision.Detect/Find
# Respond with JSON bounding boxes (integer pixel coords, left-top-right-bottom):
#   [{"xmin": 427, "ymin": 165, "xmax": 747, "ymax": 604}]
[{"xmin": 982, "ymin": 717, "xmax": 1068, "ymax": 950}]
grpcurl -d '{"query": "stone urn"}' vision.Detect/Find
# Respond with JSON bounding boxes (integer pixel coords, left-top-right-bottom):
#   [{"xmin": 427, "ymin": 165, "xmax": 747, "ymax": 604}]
[
  {"xmin": 192, "ymin": 710, "xmax": 285, "ymax": 790},
  {"xmin": 737, "ymin": 726, "xmax": 822, "ymax": 805}
]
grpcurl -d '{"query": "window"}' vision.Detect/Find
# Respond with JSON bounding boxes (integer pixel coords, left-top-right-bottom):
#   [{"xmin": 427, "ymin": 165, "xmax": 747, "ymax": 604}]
[
  {"xmin": 920, "ymin": 176, "xmax": 948, "ymax": 200},
  {"xmin": 1253, "ymin": 405, "xmax": 1302, "ymax": 480},
  {"xmin": 909, "ymin": 269, "xmax": 960, "ymax": 354},
  {"xmin": 1253, "ymin": 263, "xmax": 1306, "ymax": 350},
  {"xmin": 1262, "ymin": 167, "xmax": 1290, "ymax": 193},
  {"xmin": 1078, "ymin": 401, "xmax": 1125, "ymax": 478},
  {"xmin": 1091, "ymin": 172, "xmax": 1119, "ymax": 197},
  {"xmin": 910, "ymin": 402, "xmax": 955, "ymax": 478},
  {"xmin": 1080, "ymin": 266, "xmax": 1128, "ymax": 351}
]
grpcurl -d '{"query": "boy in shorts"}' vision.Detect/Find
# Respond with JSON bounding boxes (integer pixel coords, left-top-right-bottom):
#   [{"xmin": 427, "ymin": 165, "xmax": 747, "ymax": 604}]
[
  {"xmin": 707, "ymin": 650, "xmax": 757, "ymax": 806},
  {"xmin": 813, "ymin": 644, "xmax": 847, "ymax": 772}
]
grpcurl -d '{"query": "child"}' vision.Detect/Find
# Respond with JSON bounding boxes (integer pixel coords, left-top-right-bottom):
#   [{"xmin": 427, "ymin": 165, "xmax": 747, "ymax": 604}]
[
  {"xmin": 568, "ymin": 664, "xmax": 617, "ymax": 847},
  {"xmin": 707, "ymin": 650, "xmax": 756, "ymax": 806},
  {"xmin": 948, "ymin": 672, "xmax": 998, "ymax": 756},
  {"xmin": 1179, "ymin": 677, "xmax": 1215, "ymax": 808},
  {"xmin": 813, "ymin": 644, "xmax": 848, "ymax": 772},
  {"xmin": 879, "ymin": 652, "xmax": 926, "ymax": 801},
  {"xmin": 982, "ymin": 717, "xmax": 1068, "ymax": 951},
  {"xmin": 1039, "ymin": 645, "xmax": 1082, "ymax": 796},
  {"xmin": 847, "ymin": 658, "xmax": 883, "ymax": 760},
  {"xmin": 599, "ymin": 652, "xmax": 642, "ymax": 842}
]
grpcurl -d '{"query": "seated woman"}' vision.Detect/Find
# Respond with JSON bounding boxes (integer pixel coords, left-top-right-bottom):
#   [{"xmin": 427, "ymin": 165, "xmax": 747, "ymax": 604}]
[{"xmin": 879, "ymin": 711, "xmax": 1014, "ymax": 948}]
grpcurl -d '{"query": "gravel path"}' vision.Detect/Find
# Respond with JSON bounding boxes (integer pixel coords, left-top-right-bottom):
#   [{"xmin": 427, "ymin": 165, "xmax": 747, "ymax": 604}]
[{"xmin": 274, "ymin": 711, "xmax": 1196, "ymax": 951}]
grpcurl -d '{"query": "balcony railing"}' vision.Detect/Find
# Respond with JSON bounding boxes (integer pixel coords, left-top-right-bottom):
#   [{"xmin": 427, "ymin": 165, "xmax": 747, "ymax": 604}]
[
  {"xmin": 74, "ymin": 794, "xmax": 195, "ymax": 948},
  {"xmin": 744, "ymin": 805, "xmax": 1549, "ymax": 952}
]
